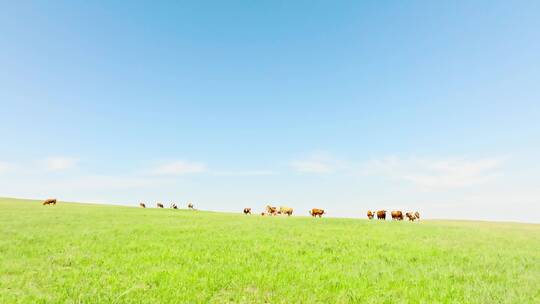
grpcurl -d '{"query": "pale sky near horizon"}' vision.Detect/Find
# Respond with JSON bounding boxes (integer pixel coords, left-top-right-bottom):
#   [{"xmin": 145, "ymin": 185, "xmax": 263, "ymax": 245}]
[{"xmin": 0, "ymin": 1, "xmax": 539, "ymax": 222}]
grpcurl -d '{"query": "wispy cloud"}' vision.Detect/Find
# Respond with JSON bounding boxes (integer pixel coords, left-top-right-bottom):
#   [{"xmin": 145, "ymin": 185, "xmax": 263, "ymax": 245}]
[
  {"xmin": 290, "ymin": 153, "xmax": 343, "ymax": 174},
  {"xmin": 362, "ymin": 156, "xmax": 505, "ymax": 189},
  {"xmin": 43, "ymin": 157, "xmax": 79, "ymax": 171},
  {"xmin": 152, "ymin": 160, "xmax": 207, "ymax": 175},
  {"xmin": 212, "ymin": 170, "xmax": 276, "ymax": 176},
  {"xmin": 0, "ymin": 161, "xmax": 12, "ymax": 174},
  {"xmin": 45, "ymin": 175, "xmax": 163, "ymax": 190}
]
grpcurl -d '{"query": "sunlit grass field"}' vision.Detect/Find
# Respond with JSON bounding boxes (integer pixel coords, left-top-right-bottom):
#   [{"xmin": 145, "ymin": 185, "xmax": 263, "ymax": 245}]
[{"xmin": 1, "ymin": 197, "xmax": 539, "ymax": 303}]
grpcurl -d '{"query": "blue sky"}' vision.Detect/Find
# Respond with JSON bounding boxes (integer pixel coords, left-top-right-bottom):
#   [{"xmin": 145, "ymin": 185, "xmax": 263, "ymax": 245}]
[{"xmin": 0, "ymin": 1, "xmax": 539, "ymax": 222}]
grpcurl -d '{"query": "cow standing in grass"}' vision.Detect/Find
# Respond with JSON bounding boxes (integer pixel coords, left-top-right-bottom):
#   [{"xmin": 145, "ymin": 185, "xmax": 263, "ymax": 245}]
[
  {"xmin": 266, "ymin": 205, "xmax": 278, "ymax": 216},
  {"xmin": 309, "ymin": 208, "xmax": 325, "ymax": 217},
  {"xmin": 406, "ymin": 212, "xmax": 416, "ymax": 221},
  {"xmin": 391, "ymin": 211, "xmax": 404, "ymax": 221},
  {"xmin": 139, "ymin": 203, "xmax": 146, "ymax": 208},
  {"xmin": 157, "ymin": 203, "xmax": 164, "ymax": 208},
  {"xmin": 376, "ymin": 210, "xmax": 386, "ymax": 220},
  {"xmin": 243, "ymin": 208, "xmax": 251, "ymax": 215},
  {"xmin": 43, "ymin": 198, "xmax": 57, "ymax": 206},
  {"xmin": 415, "ymin": 211, "xmax": 420, "ymax": 221},
  {"xmin": 171, "ymin": 204, "xmax": 178, "ymax": 209},
  {"xmin": 188, "ymin": 203, "xmax": 194, "ymax": 210},
  {"xmin": 367, "ymin": 210, "xmax": 375, "ymax": 219},
  {"xmin": 279, "ymin": 206, "xmax": 293, "ymax": 216}
]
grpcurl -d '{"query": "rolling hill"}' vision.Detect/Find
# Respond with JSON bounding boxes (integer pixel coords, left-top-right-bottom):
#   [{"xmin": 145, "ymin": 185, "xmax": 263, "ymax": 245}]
[{"xmin": 0, "ymin": 197, "xmax": 538, "ymax": 303}]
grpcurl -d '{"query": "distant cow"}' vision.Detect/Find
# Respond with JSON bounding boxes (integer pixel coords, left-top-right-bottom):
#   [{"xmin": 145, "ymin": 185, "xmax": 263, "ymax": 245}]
[
  {"xmin": 376, "ymin": 210, "xmax": 386, "ymax": 220},
  {"xmin": 157, "ymin": 203, "xmax": 164, "ymax": 208},
  {"xmin": 309, "ymin": 208, "xmax": 325, "ymax": 217},
  {"xmin": 171, "ymin": 203, "xmax": 178, "ymax": 209},
  {"xmin": 367, "ymin": 210, "xmax": 375, "ymax": 219},
  {"xmin": 139, "ymin": 203, "xmax": 146, "ymax": 208},
  {"xmin": 42, "ymin": 198, "xmax": 57, "ymax": 206},
  {"xmin": 415, "ymin": 211, "xmax": 420, "ymax": 221},
  {"xmin": 391, "ymin": 211, "xmax": 404, "ymax": 221},
  {"xmin": 405, "ymin": 212, "xmax": 416, "ymax": 221},
  {"xmin": 188, "ymin": 203, "xmax": 194, "ymax": 209},
  {"xmin": 243, "ymin": 208, "xmax": 252, "ymax": 215},
  {"xmin": 261, "ymin": 212, "xmax": 266, "ymax": 216},
  {"xmin": 280, "ymin": 206, "xmax": 293, "ymax": 216},
  {"xmin": 266, "ymin": 205, "xmax": 278, "ymax": 216}
]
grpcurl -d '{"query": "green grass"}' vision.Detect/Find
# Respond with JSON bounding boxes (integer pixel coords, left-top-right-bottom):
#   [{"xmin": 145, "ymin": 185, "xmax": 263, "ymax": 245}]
[{"xmin": 0, "ymin": 197, "xmax": 539, "ymax": 303}]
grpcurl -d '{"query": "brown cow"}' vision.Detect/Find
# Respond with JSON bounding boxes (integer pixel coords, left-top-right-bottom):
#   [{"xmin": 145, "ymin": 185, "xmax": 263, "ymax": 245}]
[
  {"xmin": 261, "ymin": 212, "xmax": 266, "ymax": 216},
  {"xmin": 376, "ymin": 210, "xmax": 386, "ymax": 220},
  {"xmin": 188, "ymin": 203, "xmax": 194, "ymax": 209},
  {"xmin": 266, "ymin": 205, "xmax": 278, "ymax": 216},
  {"xmin": 367, "ymin": 210, "xmax": 375, "ymax": 219},
  {"xmin": 43, "ymin": 198, "xmax": 57, "ymax": 206},
  {"xmin": 405, "ymin": 212, "xmax": 416, "ymax": 221},
  {"xmin": 309, "ymin": 208, "xmax": 325, "ymax": 217},
  {"xmin": 139, "ymin": 203, "xmax": 146, "ymax": 208},
  {"xmin": 157, "ymin": 203, "xmax": 164, "ymax": 208},
  {"xmin": 415, "ymin": 211, "xmax": 420, "ymax": 221},
  {"xmin": 391, "ymin": 211, "xmax": 404, "ymax": 221},
  {"xmin": 243, "ymin": 208, "xmax": 252, "ymax": 215},
  {"xmin": 279, "ymin": 206, "xmax": 293, "ymax": 216}
]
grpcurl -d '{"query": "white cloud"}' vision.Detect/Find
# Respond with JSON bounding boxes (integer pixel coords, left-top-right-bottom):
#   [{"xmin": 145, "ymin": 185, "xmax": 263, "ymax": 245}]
[
  {"xmin": 290, "ymin": 153, "xmax": 342, "ymax": 174},
  {"xmin": 45, "ymin": 175, "xmax": 161, "ymax": 190},
  {"xmin": 152, "ymin": 160, "xmax": 207, "ymax": 175},
  {"xmin": 0, "ymin": 161, "xmax": 11, "ymax": 174},
  {"xmin": 362, "ymin": 156, "xmax": 505, "ymax": 189},
  {"xmin": 212, "ymin": 170, "xmax": 276, "ymax": 176},
  {"xmin": 43, "ymin": 157, "xmax": 79, "ymax": 171}
]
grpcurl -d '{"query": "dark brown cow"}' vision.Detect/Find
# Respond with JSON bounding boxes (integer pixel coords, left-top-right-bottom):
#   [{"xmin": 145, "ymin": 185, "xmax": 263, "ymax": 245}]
[
  {"xmin": 405, "ymin": 212, "xmax": 416, "ymax": 221},
  {"xmin": 243, "ymin": 208, "xmax": 252, "ymax": 215},
  {"xmin": 188, "ymin": 203, "xmax": 194, "ymax": 209},
  {"xmin": 391, "ymin": 210, "xmax": 404, "ymax": 221},
  {"xmin": 43, "ymin": 198, "xmax": 57, "ymax": 206},
  {"xmin": 415, "ymin": 211, "xmax": 420, "ymax": 221},
  {"xmin": 261, "ymin": 212, "xmax": 266, "ymax": 216},
  {"xmin": 367, "ymin": 210, "xmax": 375, "ymax": 219},
  {"xmin": 266, "ymin": 205, "xmax": 278, "ymax": 216},
  {"xmin": 139, "ymin": 203, "xmax": 146, "ymax": 208},
  {"xmin": 376, "ymin": 210, "xmax": 386, "ymax": 220},
  {"xmin": 309, "ymin": 208, "xmax": 325, "ymax": 218},
  {"xmin": 157, "ymin": 203, "xmax": 164, "ymax": 208}
]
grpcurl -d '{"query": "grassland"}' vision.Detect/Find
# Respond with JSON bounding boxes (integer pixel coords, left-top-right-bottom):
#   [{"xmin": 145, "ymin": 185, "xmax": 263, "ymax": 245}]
[{"xmin": 0, "ymin": 197, "xmax": 539, "ymax": 303}]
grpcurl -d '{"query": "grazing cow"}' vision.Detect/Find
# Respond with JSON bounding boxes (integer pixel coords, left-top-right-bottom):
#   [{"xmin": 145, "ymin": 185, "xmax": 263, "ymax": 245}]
[
  {"xmin": 405, "ymin": 212, "xmax": 416, "ymax": 221},
  {"xmin": 42, "ymin": 198, "xmax": 57, "ymax": 206},
  {"xmin": 139, "ymin": 203, "xmax": 146, "ymax": 208},
  {"xmin": 309, "ymin": 208, "xmax": 325, "ymax": 217},
  {"xmin": 188, "ymin": 203, "xmax": 194, "ymax": 209},
  {"xmin": 367, "ymin": 210, "xmax": 375, "ymax": 219},
  {"xmin": 171, "ymin": 203, "xmax": 178, "ymax": 209},
  {"xmin": 391, "ymin": 211, "xmax": 404, "ymax": 221},
  {"xmin": 279, "ymin": 206, "xmax": 293, "ymax": 216},
  {"xmin": 415, "ymin": 211, "xmax": 420, "ymax": 221},
  {"xmin": 243, "ymin": 208, "xmax": 252, "ymax": 215},
  {"xmin": 376, "ymin": 210, "xmax": 386, "ymax": 220},
  {"xmin": 157, "ymin": 203, "xmax": 164, "ymax": 208},
  {"xmin": 266, "ymin": 205, "xmax": 278, "ymax": 216}
]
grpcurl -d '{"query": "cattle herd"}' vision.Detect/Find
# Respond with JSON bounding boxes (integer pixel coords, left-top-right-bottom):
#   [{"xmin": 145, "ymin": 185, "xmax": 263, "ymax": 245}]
[
  {"xmin": 139, "ymin": 202, "xmax": 194, "ymax": 210},
  {"xmin": 367, "ymin": 210, "xmax": 421, "ymax": 221},
  {"xmin": 42, "ymin": 198, "xmax": 420, "ymax": 221}
]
